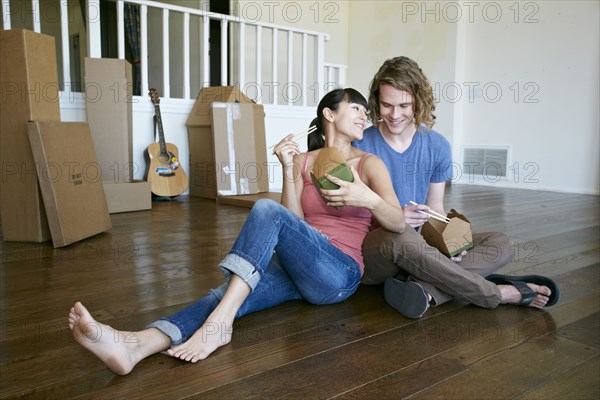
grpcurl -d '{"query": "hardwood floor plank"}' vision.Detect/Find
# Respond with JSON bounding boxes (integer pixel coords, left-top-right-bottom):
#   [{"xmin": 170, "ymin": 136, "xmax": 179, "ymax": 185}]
[
  {"xmin": 517, "ymin": 355, "xmax": 600, "ymax": 400},
  {"xmin": 0, "ymin": 185, "xmax": 597, "ymax": 400},
  {"xmin": 555, "ymin": 312, "xmax": 600, "ymax": 349},
  {"xmin": 406, "ymin": 336, "xmax": 598, "ymax": 400}
]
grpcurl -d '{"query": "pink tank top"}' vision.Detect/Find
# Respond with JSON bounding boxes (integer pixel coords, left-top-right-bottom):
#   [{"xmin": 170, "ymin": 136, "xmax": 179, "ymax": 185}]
[{"xmin": 301, "ymin": 152, "xmax": 373, "ymax": 274}]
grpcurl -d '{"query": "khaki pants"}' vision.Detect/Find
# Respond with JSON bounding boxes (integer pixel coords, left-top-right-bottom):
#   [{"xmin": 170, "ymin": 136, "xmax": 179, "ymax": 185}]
[{"xmin": 361, "ymin": 227, "xmax": 514, "ymax": 309}]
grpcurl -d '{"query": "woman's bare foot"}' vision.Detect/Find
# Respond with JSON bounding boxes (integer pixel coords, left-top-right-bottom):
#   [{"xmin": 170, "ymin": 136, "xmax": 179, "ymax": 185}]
[
  {"xmin": 166, "ymin": 274, "xmax": 250, "ymax": 363},
  {"xmin": 167, "ymin": 316, "xmax": 233, "ymax": 363},
  {"xmin": 68, "ymin": 302, "xmax": 170, "ymax": 375},
  {"xmin": 498, "ymin": 283, "xmax": 551, "ymax": 309}
]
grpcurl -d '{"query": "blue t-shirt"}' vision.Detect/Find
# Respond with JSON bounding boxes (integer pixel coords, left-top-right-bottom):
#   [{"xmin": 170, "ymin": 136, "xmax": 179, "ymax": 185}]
[{"xmin": 354, "ymin": 125, "xmax": 453, "ymax": 206}]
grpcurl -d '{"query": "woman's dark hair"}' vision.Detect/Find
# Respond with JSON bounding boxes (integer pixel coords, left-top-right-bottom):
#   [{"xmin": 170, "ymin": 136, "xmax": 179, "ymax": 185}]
[{"xmin": 307, "ymin": 88, "xmax": 368, "ymax": 151}]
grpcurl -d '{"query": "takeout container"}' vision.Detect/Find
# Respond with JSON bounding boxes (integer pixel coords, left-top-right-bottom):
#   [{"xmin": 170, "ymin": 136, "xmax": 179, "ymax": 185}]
[
  {"xmin": 420, "ymin": 209, "xmax": 474, "ymax": 257},
  {"xmin": 309, "ymin": 147, "xmax": 353, "ymax": 209},
  {"xmin": 310, "ymin": 147, "xmax": 354, "ymax": 189}
]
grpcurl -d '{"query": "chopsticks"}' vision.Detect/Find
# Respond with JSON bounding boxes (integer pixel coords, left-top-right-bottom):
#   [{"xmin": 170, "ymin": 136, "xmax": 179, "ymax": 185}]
[
  {"xmin": 268, "ymin": 125, "xmax": 317, "ymax": 150},
  {"xmin": 409, "ymin": 201, "xmax": 451, "ymax": 224}
]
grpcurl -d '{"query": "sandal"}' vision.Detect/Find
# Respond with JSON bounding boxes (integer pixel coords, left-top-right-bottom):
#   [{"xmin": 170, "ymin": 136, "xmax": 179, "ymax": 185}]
[{"xmin": 485, "ymin": 274, "xmax": 560, "ymax": 307}]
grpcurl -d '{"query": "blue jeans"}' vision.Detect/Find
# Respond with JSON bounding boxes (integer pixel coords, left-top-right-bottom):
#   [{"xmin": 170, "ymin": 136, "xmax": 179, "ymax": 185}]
[{"xmin": 148, "ymin": 199, "xmax": 361, "ymax": 345}]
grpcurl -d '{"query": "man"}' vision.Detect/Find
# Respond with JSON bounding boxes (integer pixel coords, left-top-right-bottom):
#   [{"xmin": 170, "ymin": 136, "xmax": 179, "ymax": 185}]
[{"xmin": 352, "ymin": 56, "xmax": 558, "ymax": 318}]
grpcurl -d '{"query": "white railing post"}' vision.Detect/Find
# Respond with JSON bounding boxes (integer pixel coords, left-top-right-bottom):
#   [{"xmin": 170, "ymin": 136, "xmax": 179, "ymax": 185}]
[
  {"xmin": 32, "ymin": 0, "xmax": 40, "ymax": 32},
  {"xmin": 117, "ymin": 0, "xmax": 125, "ymax": 59},
  {"xmin": 315, "ymin": 34, "xmax": 325, "ymax": 105},
  {"xmin": 87, "ymin": 0, "xmax": 102, "ymax": 58},
  {"xmin": 271, "ymin": 28, "xmax": 278, "ymax": 105},
  {"xmin": 238, "ymin": 21, "xmax": 245, "ymax": 90},
  {"xmin": 2, "ymin": 0, "xmax": 11, "ymax": 30},
  {"xmin": 201, "ymin": 14, "xmax": 209, "ymax": 87},
  {"xmin": 256, "ymin": 26, "xmax": 262, "ymax": 91},
  {"xmin": 183, "ymin": 12, "xmax": 190, "ymax": 99},
  {"xmin": 162, "ymin": 8, "xmax": 170, "ymax": 98},
  {"xmin": 60, "ymin": 0, "xmax": 71, "ymax": 92},
  {"xmin": 301, "ymin": 33, "xmax": 307, "ymax": 107},
  {"xmin": 287, "ymin": 31, "xmax": 293, "ymax": 105}
]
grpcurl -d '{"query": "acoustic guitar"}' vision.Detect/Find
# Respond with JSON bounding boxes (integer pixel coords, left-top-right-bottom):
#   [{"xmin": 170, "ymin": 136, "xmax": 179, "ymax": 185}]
[{"xmin": 146, "ymin": 88, "xmax": 189, "ymax": 197}]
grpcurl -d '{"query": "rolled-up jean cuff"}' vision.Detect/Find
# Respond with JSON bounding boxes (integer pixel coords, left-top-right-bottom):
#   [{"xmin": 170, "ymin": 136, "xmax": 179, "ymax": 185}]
[
  {"xmin": 146, "ymin": 319, "xmax": 183, "ymax": 345},
  {"xmin": 220, "ymin": 253, "xmax": 261, "ymax": 291}
]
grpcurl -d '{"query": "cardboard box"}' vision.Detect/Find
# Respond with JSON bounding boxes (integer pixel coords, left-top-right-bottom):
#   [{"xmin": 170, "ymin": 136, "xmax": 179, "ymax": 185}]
[
  {"xmin": 84, "ymin": 58, "xmax": 133, "ymax": 183},
  {"xmin": 103, "ymin": 180, "xmax": 152, "ymax": 214},
  {"xmin": 211, "ymin": 102, "xmax": 268, "ymax": 196},
  {"xmin": 420, "ymin": 209, "xmax": 474, "ymax": 257},
  {"xmin": 27, "ymin": 121, "xmax": 112, "ymax": 248},
  {"xmin": 185, "ymin": 86, "xmax": 255, "ymax": 198},
  {"xmin": 0, "ymin": 29, "xmax": 59, "ymax": 242}
]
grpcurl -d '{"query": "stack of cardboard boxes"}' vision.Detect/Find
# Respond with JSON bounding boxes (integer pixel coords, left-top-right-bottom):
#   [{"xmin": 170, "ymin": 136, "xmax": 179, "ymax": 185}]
[
  {"xmin": 1, "ymin": 30, "xmax": 274, "ymax": 247},
  {"xmin": 0, "ymin": 30, "xmax": 149, "ymax": 248}
]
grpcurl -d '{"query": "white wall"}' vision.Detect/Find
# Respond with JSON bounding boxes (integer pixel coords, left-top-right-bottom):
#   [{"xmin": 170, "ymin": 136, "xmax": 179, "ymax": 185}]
[
  {"xmin": 346, "ymin": 0, "xmax": 599, "ymax": 195},
  {"xmin": 459, "ymin": 1, "xmax": 599, "ymax": 194}
]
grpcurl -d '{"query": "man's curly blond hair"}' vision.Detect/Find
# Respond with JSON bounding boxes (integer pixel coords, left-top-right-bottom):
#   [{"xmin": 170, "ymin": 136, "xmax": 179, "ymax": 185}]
[{"xmin": 368, "ymin": 56, "xmax": 436, "ymax": 131}]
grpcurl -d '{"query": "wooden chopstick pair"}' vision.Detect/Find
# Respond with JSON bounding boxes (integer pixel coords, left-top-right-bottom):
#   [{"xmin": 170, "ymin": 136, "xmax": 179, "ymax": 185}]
[
  {"xmin": 268, "ymin": 125, "xmax": 317, "ymax": 151},
  {"xmin": 409, "ymin": 201, "xmax": 451, "ymax": 224}
]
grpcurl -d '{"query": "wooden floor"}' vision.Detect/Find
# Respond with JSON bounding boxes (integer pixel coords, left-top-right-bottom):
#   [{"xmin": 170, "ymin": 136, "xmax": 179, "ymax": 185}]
[{"xmin": 0, "ymin": 184, "xmax": 598, "ymax": 399}]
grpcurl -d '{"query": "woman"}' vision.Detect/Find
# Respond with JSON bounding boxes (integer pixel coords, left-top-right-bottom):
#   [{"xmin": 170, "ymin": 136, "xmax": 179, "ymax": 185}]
[{"xmin": 68, "ymin": 88, "xmax": 404, "ymax": 375}]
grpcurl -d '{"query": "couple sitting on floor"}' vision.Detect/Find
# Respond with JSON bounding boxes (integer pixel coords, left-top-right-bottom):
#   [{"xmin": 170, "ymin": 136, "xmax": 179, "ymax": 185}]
[{"xmin": 68, "ymin": 57, "xmax": 559, "ymax": 375}]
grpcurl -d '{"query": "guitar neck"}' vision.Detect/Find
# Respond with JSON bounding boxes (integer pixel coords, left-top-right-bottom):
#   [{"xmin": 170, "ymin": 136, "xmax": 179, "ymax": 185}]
[{"xmin": 153, "ymin": 104, "xmax": 167, "ymax": 154}]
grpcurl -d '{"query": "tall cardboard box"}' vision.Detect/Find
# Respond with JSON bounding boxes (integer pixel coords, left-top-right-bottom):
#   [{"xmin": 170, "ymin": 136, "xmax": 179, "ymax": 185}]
[
  {"xmin": 84, "ymin": 58, "xmax": 133, "ymax": 183},
  {"xmin": 27, "ymin": 121, "xmax": 112, "ymax": 248},
  {"xmin": 85, "ymin": 58, "xmax": 151, "ymax": 212},
  {"xmin": 0, "ymin": 29, "xmax": 59, "ymax": 242},
  {"xmin": 211, "ymin": 102, "xmax": 268, "ymax": 196},
  {"xmin": 185, "ymin": 86, "xmax": 254, "ymax": 198}
]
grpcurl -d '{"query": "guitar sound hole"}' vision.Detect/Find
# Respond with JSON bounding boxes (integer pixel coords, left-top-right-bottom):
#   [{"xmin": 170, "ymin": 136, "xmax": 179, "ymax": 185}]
[{"xmin": 158, "ymin": 152, "xmax": 170, "ymax": 164}]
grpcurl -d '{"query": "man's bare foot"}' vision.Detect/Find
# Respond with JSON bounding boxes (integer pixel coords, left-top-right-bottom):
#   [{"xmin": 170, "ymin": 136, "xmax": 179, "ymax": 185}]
[
  {"xmin": 167, "ymin": 318, "xmax": 233, "ymax": 363},
  {"xmin": 68, "ymin": 302, "xmax": 169, "ymax": 375},
  {"xmin": 498, "ymin": 283, "xmax": 551, "ymax": 309}
]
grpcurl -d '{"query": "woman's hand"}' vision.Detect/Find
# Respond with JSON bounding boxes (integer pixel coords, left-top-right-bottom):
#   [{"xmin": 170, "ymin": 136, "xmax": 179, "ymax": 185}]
[
  {"xmin": 320, "ymin": 165, "xmax": 378, "ymax": 209},
  {"xmin": 272, "ymin": 134, "xmax": 300, "ymax": 166}
]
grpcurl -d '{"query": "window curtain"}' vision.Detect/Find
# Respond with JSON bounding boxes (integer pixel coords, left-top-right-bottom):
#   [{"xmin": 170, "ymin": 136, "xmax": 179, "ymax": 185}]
[{"xmin": 124, "ymin": 4, "xmax": 141, "ymax": 95}]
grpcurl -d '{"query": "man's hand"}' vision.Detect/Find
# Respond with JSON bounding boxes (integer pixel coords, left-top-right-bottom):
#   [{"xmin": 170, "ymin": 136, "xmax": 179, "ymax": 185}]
[
  {"xmin": 450, "ymin": 250, "xmax": 468, "ymax": 263},
  {"xmin": 402, "ymin": 204, "xmax": 431, "ymax": 228}
]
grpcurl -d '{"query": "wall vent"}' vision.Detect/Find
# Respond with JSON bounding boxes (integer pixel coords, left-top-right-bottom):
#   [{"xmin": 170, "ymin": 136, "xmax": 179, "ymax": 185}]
[{"xmin": 462, "ymin": 147, "xmax": 509, "ymax": 179}]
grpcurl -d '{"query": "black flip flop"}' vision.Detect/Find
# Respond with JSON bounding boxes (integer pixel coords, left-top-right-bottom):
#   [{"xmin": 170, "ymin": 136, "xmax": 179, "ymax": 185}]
[
  {"xmin": 485, "ymin": 274, "xmax": 560, "ymax": 307},
  {"xmin": 384, "ymin": 278, "xmax": 430, "ymax": 318}
]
